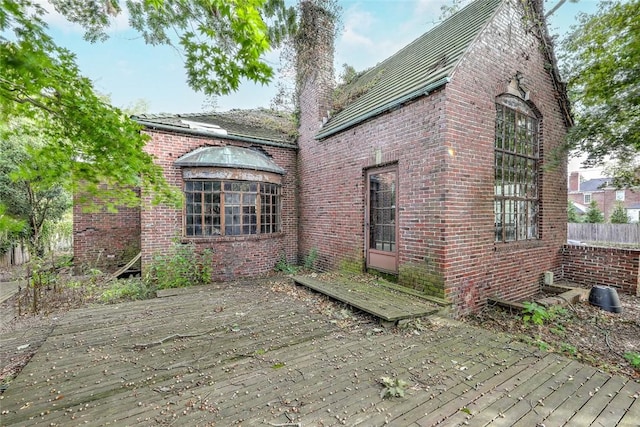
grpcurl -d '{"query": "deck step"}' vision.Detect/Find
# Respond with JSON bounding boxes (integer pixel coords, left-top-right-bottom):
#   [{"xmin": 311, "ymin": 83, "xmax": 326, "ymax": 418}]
[{"xmin": 293, "ymin": 275, "xmax": 442, "ymax": 323}]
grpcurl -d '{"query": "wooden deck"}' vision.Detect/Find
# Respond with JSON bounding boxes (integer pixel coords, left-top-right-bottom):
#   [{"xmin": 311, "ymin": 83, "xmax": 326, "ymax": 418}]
[
  {"xmin": 1, "ymin": 279, "xmax": 638, "ymax": 426},
  {"xmin": 293, "ymin": 274, "xmax": 444, "ymax": 323}
]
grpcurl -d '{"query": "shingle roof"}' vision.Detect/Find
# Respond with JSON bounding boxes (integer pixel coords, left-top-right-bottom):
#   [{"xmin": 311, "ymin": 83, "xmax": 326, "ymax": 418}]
[
  {"xmin": 316, "ymin": 0, "xmax": 503, "ymax": 139},
  {"xmin": 580, "ymin": 178, "xmax": 611, "ymax": 192},
  {"xmin": 132, "ymin": 109, "xmax": 297, "ymax": 146}
]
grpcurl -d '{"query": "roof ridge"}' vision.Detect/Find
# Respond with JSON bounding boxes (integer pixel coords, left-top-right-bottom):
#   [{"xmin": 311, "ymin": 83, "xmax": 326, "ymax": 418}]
[{"xmin": 317, "ymin": 0, "xmax": 504, "ymax": 139}]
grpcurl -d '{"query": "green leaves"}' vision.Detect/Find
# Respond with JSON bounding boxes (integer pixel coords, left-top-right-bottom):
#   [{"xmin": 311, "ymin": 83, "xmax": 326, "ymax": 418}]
[
  {"xmin": 1, "ymin": 0, "xmax": 302, "ymax": 234},
  {"xmin": 584, "ymin": 200, "xmax": 604, "ymax": 223},
  {"xmin": 125, "ymin": 0, "xmax": 296, "ymax": 95},
  {"xmin": 379, "ymin": 376, "xmax": 408, "ymax": 399},
  {"xmin": 1, "ymin": 0, "xmax": 180, "ymax": 216},
  {"xmin": 0, "ymin": 121, "xmax": 71, "ymax": 254},
  {"xmin": 609, "ymin": 202, "xmax": 629, "ymax": 223},
  {"xmin": 522, "ymin": 302, "xmax": 568, "ymax": 326},
  {"xmin": 562, "ymin": 0, "xmax": 640, "ymax": 185},
  {"xmin": 522, "ymin": 302, "xmax": 550, "ymax": 326}
]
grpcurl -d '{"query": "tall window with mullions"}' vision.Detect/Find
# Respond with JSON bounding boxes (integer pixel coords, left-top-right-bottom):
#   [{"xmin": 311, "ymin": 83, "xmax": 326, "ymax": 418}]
[
  {"xmin": 494, "ymin": 95, "xmax": 540, "ymax": 242},
  {"xmin": 260, "ymin": 183, "xmax": 280, "ymax": 234}
]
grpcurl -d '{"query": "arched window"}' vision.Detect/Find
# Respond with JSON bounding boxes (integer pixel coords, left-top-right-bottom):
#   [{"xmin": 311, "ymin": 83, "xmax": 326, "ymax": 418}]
[
  {"xmin": 494, "ymin": 94, "xmax": 539, "ymax": 242},
  {"xmin": 176, "ymin": 146, "xmax": 284, "ymax": 237}
]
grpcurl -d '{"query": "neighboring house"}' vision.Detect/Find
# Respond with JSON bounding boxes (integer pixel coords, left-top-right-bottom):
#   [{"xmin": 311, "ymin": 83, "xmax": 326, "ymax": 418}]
[
  {"xmin": 568, "ymin": 171, "xmax": 640, "ymax": 221},
  {"xmin": 74, "ymin": 0, "xmax": 572, "ymax": 315},
  {"xmin": 569, "ymin": 201, "xmax": 587, "ymax": 218},
  {"xmin": 627, "ymin": 204, "xmax": 640, "ymax": 223}
]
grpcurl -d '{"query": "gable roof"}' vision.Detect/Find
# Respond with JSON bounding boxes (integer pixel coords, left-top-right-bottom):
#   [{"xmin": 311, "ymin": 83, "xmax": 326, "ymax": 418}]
[
  {"xmin": 316, "ymin": 0, "xmax": 503, "ymax": 139},
  {"xmin": 132, "ymin": 109, "xmax": 297, "ymax": 147},
  {"xmin": 580, "ymin": 178, "xmax": 611, "ymax": 192}
]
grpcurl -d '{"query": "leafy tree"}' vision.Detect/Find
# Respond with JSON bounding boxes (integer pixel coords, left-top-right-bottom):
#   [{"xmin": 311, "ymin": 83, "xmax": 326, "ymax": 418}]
[
  {"xmin": 562, "ymin": 0, "xmax": 640, "ymax": 186},
  {"xmin": 0, "ymin": 121, "xmax": 71, "ymax": 255},
  {"xmin": 1, "ymin": 0, "xmax": 301, "ymax": 228},
  {"xmin": 50, "ymin": 0, "xmax": 297, "ymax": 96},
  {"xmin": 584, "ymin": 200, "xmax": 604, "ymax": 223},
  {"xmin": 610, "ymin": 202, "xmax": 629, "ymax": 223},
  {"xmin": 1, "ymin": 0, "xmax": 179, "ymax": 216},
  {"xmin": 567, "ymin": 200, "xmax": 582, "ymax": 223}
]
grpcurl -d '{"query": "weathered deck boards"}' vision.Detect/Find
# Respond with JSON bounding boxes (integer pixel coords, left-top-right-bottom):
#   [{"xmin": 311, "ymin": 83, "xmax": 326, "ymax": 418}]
[
  {"xmin": 293, "ymin": 275, "xmax": 442, "ymax": 322},
  {"xmin": 1, "ymin": 281, "xmax": 638, "ymax": 426}
]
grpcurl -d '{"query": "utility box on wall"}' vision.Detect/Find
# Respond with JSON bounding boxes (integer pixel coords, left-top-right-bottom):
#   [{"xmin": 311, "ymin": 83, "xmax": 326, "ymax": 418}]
[{"xmin": 544, "ymin": 271, "xmax": 554, "ymax": 286}]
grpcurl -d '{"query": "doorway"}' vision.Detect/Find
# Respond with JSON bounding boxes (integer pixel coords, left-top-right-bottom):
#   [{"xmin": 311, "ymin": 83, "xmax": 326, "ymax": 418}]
[{"xmin": 366, "ymin": 166, "xmax": 398, "ymax": 273}]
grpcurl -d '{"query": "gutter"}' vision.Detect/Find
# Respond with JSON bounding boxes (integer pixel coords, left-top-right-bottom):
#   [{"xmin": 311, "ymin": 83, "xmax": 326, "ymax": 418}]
[
  {"xmin": 133, "ymin": 119, "xmax": 298, "ymax": 150},
  {"xmin": 315, "ymin": 77, "xmax": 450, "ymax": 140}
]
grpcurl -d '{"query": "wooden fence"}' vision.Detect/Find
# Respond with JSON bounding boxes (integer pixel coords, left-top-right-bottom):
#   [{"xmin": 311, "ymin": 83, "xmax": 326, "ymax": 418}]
[
  {"xmin": 0, "ymin": 244, "xmax": 30, "ymax": 269},
  {"xmin": 568, "ymin": 223, "xmax": 640, "ymax": 245},
  {"xmin": 0, "ymin": 235, "xmax": 72, "ymax": 269}
]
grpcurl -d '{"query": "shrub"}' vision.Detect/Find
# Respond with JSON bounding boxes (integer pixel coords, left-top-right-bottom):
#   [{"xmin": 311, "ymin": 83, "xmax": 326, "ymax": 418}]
[{"xmin": 144, "ymin": 243, "xmax": 213, "ymax": 290}]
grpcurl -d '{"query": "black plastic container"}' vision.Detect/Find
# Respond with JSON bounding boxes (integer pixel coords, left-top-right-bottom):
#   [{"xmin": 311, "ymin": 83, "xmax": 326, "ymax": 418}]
[{"xmin": 588, "ymin": 285, "xmax": 622, "ymax": 314}]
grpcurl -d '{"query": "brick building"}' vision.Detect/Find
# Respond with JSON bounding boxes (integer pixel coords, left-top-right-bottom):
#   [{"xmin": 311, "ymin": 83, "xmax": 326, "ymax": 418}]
[
  {"xmin": 74, "ymin": 110, "xmax": 298, "ymax": 280},
  {"xmin": 568, "ymin": 171, "xmax": 640, "ymax": 222},
  {"xmin": 74, "ymin": 0, "xmax": 575, "ymax": 314}
]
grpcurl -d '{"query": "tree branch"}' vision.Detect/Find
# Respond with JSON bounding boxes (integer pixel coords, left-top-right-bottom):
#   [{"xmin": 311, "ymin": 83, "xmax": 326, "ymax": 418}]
[{"xmin": 545, "ymin": 0, "xmax": 569, "ymax": 18}]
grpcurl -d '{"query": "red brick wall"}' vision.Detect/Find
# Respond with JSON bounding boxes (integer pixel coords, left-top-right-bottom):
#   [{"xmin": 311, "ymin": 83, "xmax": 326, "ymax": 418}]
[
  {"xmin": 297, "ymin": 0, "xmax": 568, "ymax": 316},
  {"xmin": 73, "ymin": 198, "xmax": 140, "ymax": 273},
  {"xmin": 140, "ymin": 130, "xmax": 298, "ymax": 280},
  {"xmin": 559, "ymin": 245, "xmax": 640, "ymax": 295},
  {"xmin": 298, "ymin": 87, "xmax": 449, "ymax": 280},
  {"xmin": 439, "ymin": 0, "xmax": 568, "ymax": 315}
]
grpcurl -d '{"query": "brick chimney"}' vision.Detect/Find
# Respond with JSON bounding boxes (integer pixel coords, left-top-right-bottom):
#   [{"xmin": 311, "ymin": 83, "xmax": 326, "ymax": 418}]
[
  {"xmin": 296, "ymin": 0, "xmax": 335, "ymax": 133},
  {"xmin": 569, "ymin": 171, "xmax": 581, "ymax": 192}
]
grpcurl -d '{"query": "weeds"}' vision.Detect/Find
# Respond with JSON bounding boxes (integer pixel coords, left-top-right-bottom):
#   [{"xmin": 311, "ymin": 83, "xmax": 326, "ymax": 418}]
[
  {"xmin": 275, "ymin": 248, "xmax": 318, "ymax": 273},
  {"xmin": 522, "ymin": 336, "xmax": 550, "ymax": 351},
  {"xmin": 303, "ymin": 247, "xmax": 318, "ymax": 270},
  {"xmin": 275, "ymin": 253, "xmax": 298, "ymax": 274},
  {"xmin": 379, "ymin": 376, "xmax": 408, "ymax": 398},
  {"xmin": 623, "ymin": 352, "xmax": 640, "ymax": 370},
  {"xmin": 560, "ymin": 342, "xmax": 578, "ymax": 356},
  {"xmin": 100, "ymin": 278, "xmax": 152, "ymax": 303},
  {"xmin": 144, "ymin": 243, "xmax": 213, "ymax": 290},
  {"xmin": 549, "ymin": 324, "xmax": 566, "ymax": 337},
  {"xmin": 522, "ymin": 302, "xmax": 567, "ymax": 326}
]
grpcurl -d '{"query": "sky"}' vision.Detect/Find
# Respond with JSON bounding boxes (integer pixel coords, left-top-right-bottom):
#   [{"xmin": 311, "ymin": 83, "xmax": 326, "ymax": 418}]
[{"xmin": 41, "ymin": 0, "xmax": 602, "ymax": 173}]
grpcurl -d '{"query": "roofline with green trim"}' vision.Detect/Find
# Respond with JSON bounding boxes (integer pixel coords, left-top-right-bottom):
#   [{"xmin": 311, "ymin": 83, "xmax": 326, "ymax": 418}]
[
  {"xmin": 134, "ymin": 119, "xmax": 298, "ymax": 150},
  {"xmin": 315, "ymin": 77, "xmax": 450, "ymax": 140}
]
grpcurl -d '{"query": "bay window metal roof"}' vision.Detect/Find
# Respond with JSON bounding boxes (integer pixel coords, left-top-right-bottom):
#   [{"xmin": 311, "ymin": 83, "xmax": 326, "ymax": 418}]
[{"xmin": 174, "ymin": 146, "xmax": 285, "ymax": 175}]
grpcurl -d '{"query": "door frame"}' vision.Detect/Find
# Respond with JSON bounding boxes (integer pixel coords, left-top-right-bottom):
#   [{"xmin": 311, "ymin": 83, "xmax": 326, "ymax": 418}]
[{"xmin": 365, "ymin": 164, "xmax": 399, "ymax": 274}]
